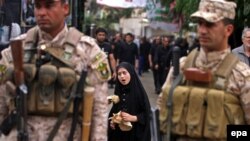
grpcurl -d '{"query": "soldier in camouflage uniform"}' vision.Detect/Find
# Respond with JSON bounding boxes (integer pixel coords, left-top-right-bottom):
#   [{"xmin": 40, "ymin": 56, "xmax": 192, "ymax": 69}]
[
  {"xmin": 158, "ymin": 0, "xmax": 250, "ymax": 141},
  {"xmin": 0, "ymin": 0, "xmax": 111, "ymax": 141}
]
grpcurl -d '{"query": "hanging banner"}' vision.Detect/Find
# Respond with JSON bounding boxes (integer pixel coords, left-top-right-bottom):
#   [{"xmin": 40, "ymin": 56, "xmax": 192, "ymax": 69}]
[
  {"xmin": 96, "ymin": 0, "xmax": 146, "ymax": 8},
  {"xmin": 146, "ymin": 0, "xmax": 181, "ymax": 33}
]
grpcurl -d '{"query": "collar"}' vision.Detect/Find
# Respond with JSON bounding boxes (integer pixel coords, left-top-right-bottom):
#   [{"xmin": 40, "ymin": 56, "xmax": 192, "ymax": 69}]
[
  {"xmin": 195, "ymin": 47, "xmax": 231, "ymax": 70},
  {"xmin": 235, "ymin": 45, "xmax": 245, "ymax": 55},
  {"xmin": 38, "ymin": 25, "xmax": 68, "ymax": 46}
]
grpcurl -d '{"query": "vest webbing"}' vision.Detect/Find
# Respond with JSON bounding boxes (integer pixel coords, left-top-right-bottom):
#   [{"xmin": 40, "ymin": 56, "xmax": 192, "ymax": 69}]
[
  {"xmin": 24, "ymin": 26, "xmax": 83, "ymax": 69},
  {"xmin": 25, "ymin": 26, "xmax": 83, "ymax": 51},
  {"xmin": 183, "ymin": 48, "xmax": 239, "ymax": 85}
]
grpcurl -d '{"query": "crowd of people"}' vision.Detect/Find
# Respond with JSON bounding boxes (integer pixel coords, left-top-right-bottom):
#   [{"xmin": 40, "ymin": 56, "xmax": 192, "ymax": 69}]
[
  {"xmin": 96, "ymin": 30, "xmax": 199, "ymax": 95},
  {"xmin": 0, "ymin": 0, "xmax": 250, "ymax": 141}
]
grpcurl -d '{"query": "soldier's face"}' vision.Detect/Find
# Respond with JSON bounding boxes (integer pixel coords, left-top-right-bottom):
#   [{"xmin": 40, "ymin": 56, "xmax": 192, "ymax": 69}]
[
  {"xmin": 197, "ymin": 19, "xmax": 233, "ymax": 52},
  {"xmin": 117, "ymin": 68, "xmax": 131, "ymax": 85},
  {"xmin": 242, "ymin": 31, "xmax": 250, "ymax": 49},
  {"xmin": 34, "ymin": 0, "xmax": 69, "ymax": 36}
]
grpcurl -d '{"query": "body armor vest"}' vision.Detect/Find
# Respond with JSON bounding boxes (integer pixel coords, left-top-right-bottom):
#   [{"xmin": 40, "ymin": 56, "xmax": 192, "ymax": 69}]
[
  {"xmin": 7, "ymin": 27, "xmax": 84, "ymax": 115},
  {"xmin": 159, "ymin": 49, "xmax": 246, "ymax": 139}
]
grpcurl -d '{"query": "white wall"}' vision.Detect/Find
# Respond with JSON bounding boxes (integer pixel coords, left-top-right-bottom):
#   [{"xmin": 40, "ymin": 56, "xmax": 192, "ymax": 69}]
[{"xmin": 120, "ymin": 18, "xmax": 146, "ymax": 37}]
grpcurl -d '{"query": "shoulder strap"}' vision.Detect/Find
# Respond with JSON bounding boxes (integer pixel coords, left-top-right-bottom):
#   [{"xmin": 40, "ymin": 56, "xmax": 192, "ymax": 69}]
[
  {"xmin": 183, "ymin": 48, "xmax": 199, "ymax": 69},
  {"xmin": 23, "ymin": 26, "xmax": 39, "ymax": 63},
  {"xmin": 25, "ymin": 27, "xmax": 83, "ymax": 46},
  {"xmin": 25, "ymin": 26, "xmax": 39, "ymax": 44},
  {"xmin": 215, "ymin": 53, "xmax": 239, "ymax": 78},
  {"xmin": 64, "ymin": 27, "xmax": 83, "ymax": 47},
  {"xmin": 214, "ymin": 53, "xmax": 239, "ymax": 90}
]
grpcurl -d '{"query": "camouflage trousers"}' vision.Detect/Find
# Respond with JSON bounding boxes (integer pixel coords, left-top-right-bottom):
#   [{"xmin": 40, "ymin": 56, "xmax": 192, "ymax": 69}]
[{"xmin": 0, "ymin": 116, "xmax": 81, "ymax": 141}]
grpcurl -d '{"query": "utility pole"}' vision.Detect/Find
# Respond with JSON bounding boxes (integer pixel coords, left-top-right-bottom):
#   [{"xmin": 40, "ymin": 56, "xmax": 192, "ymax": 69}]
[{"xmin": 72, "ymin": 0, "xmax": 85, "ymax": 31}]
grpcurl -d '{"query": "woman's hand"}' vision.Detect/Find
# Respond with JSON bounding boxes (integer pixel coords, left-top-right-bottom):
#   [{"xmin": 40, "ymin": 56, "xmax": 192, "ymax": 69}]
[
  {"xmin": 121, "ymin": 111, "xmax": 137, "ymax": 122},
  {"xmin": 110, "ymin": 121, "xmax": 116, "ymax": 130}
]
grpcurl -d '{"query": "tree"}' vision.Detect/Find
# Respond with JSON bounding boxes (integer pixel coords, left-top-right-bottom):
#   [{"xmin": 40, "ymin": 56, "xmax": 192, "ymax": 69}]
[
  {"xmin": 161, "ymin": 0, "xmax": 250, "ymax": 47},
  {"xmin": 85, "ymin": 1, "xmax": 133, "ymax": 32}
]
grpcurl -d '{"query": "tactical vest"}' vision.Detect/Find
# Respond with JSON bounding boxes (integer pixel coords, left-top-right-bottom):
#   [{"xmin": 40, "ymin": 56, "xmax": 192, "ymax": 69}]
[
  {"xmin": 6, "ymin": 26, "xmax": 85, "ymax": 116},
  {"xmin": 159, "ymin": 49, "xmax": 246, "ymax": 139}
]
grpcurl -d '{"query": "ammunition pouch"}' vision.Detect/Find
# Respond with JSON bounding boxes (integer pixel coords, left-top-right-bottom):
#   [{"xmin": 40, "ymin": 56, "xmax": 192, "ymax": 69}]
[
  {"xmin": 23, "ymin": 64, "xmax": 37, "ymax": 82},
  {"xmin": 55, "ymin": 67, "xmax": 77, "ymax": 113},
  {"xmin": 5, "ymin": 63, "xmax": 81, "ymax": 116},
  {"xmin": 159, "ymin": 85, "xmax": 245, "ymax": 139},
  {"xmin": 36, "ymin": 64, "xmax": 57, "ymax": 114},
  {"xmin": 4, "ymin": 65, "xmax": 14, "ymax": 82}
]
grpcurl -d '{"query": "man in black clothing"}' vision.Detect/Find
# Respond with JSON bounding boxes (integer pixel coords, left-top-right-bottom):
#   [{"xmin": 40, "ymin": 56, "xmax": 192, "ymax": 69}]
[
  {"xmin": 112, "ymin": 33, "xmax": 124, "ymax": 61},
  {"xmin": 117, "ymin": 33, "xmax": 139, "ymax": 70},
  {"xmin": 154, "ymin": 36, "xmax": 172, "ymax": 93},
  {"xmin": 149, "ymin": 36, "xmax": 161, "ymax": 94},
  {"xmin": 95, "ymin": 28, "xmax": 116, "ymax": 87},
  {"xmin": 139, "ymin": 36, "xmax": 151, "ymax": 76}
]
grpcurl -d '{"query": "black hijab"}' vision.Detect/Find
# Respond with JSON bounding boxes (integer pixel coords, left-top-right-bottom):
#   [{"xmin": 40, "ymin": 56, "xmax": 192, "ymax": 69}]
[{"xmin": 109, "ymin": 62, "xmax": 151, "ymax": 141}]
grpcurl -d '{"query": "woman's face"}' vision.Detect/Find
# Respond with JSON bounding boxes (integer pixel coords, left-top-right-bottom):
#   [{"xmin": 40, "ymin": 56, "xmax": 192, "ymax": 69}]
[{"xmin": 117, "ymin": 67, "xmax": 131, "ymax": 85}]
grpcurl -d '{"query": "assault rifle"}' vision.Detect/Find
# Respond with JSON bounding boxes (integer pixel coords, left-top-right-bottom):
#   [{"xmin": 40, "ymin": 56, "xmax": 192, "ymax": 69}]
[
  {"xmin": 165, "ymin": 46, "xmax": 182, "ymax": 141},
  {"xmin": 10, "ymin": 39, "xmax": 29, "ymax": 141}
]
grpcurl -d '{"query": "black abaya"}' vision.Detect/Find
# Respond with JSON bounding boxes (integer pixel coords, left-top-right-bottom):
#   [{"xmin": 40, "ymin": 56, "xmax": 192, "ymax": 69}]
[{"xmin": 108, "ymin": 62, "xmax": 151, "ymax": 141}]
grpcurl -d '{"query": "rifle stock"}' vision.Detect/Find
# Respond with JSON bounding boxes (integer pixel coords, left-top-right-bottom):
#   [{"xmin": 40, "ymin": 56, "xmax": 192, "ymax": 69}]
[
  {"xmin": 10, "ymin": 39, "xmax": 29, "ymax": 141},
  {"xmin": 10, "ymin": 40, "xmax": 24, "ymax": 85}
]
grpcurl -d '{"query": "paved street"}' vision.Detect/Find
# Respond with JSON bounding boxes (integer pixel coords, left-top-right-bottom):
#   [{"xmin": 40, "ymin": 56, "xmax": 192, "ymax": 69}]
[{"xmin": 108, "ymin": 70, "xmax": 158, "ymax": 108}]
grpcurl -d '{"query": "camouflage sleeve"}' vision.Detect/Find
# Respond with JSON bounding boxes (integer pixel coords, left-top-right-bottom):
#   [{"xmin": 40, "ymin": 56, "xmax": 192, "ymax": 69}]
[
  {"xmin": 229, "ymin": 62, "xmax": 250, "ymax": 124},
  {"xmin": 0, "ymin": 35, "xmax": 28, "ymax": 124},
  {"xmin": 0, "ymin": 47, "xmax": 12, "ymax": 66},
  {"xmin": 0, "ymin": 48, "xmax": 12, "ymax": 124},
  {"xmin": 241, "ymin": 76, "xmax": 250, "ymax": 124},
  {"xmin": 76, "ymin": 36, "xmax": 111, "ymax": 141}
]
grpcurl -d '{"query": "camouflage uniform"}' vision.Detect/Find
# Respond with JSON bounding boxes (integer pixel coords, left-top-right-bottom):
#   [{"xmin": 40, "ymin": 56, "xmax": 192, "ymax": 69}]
[
  {"xmin": 158, "ymin": 0, "xmax": 250, "ymax": 140},
  {"xmin": 161, "ymin": 48, "xmax": 250, "ymax": 141},
  {"xmin": 0, "ymin": 26, "xmax": 111, "ymax": 141}
]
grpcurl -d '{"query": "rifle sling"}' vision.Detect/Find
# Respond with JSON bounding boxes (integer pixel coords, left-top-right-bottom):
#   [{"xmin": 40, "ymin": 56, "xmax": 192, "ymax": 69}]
[
  {"xmin": 46, "ymin": 84, "xmax": 76, "ymax": 141},
  {"xmin": 68, "ymin": 70, "xmax": 88, "ymax": 141},
  {"xmin": 166, "ymin": 74, "xmax": 183, "ymax": 141}
]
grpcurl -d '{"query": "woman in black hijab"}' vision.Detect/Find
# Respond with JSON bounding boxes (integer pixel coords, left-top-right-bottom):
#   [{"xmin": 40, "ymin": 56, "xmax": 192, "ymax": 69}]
[{"xmin": 108, "ymin": 62, "xmax": 151, "ymax": 141}]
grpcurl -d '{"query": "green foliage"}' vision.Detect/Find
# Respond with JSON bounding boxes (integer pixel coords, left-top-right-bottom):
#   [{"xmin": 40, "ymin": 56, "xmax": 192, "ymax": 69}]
[
  {"xmin": 161, "ymin": 0, "xmax": 172, "ymax": 6},
  {"xmin": 164, "ymin": 0, "xmax": 250, "ymax": 30},
  {"xmin": 85, "ymin": 1, "xmax": 133, "ymax": 31}
]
